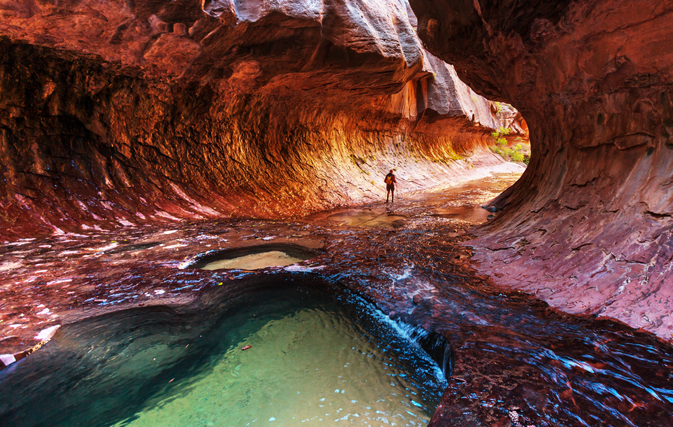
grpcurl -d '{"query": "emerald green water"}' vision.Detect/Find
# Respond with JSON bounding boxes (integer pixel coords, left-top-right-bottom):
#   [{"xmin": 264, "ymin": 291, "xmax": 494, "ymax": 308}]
[
  {"xmin": 115, "ymin": 297, "xmax": 439, "ymax": 426},
  {"xmin": 0, "ymin": 284, "xmax": 444, "ymax": 427}
]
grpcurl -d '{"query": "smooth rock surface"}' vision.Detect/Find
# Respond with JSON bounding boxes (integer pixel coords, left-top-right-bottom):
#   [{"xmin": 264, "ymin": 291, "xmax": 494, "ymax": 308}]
[
  {"xmin": 2, "ymin": 172, "xmax": 672, "ymax": 427},
  {"xmin": 0, "ymin": 0, "xmax": 517, "ymax": 239},
  {"xmin": 409, "ymin": 0, "xmax": 673, "ymax": 340}
]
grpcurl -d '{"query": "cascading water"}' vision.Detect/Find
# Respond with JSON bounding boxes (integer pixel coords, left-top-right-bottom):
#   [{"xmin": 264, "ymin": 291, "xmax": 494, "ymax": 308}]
[
  {"xmin": 2, "ymin": 173, "xmax": 672, "ymax": 426},
  {"xmin": 0, "ymin": 278, "xmax": 449, "ymax": 427}
]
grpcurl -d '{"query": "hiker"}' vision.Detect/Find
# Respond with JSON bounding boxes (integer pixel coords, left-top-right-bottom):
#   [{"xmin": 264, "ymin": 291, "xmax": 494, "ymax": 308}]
[{"xmin": 384, "ymin": 169, "xmax": 396, "ymax": 203}]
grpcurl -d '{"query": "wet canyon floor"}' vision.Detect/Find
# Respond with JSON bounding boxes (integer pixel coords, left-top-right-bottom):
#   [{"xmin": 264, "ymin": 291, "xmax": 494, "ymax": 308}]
[{"xmin": 1, "ymin": 172, "xmax": 673, "ymax": 426}]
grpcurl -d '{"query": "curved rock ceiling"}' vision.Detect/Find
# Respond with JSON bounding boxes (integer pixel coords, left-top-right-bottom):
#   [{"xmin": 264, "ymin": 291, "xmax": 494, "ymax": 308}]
[
  {"xmin": 0, "ymin": 0, "xmax": 513, "ymax": 237},
  {"xmin": 409, "ymin": 0, "xmax": 673, "ymax": 339},
  {"xmin": 1, "ymin": 0, "xmax": 671, "ymax": 341}
]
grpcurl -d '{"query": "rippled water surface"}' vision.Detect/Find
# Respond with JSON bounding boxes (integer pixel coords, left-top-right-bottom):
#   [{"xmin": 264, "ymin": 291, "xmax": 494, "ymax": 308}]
[
  {"xmin": 0, "ymin": 285, "xmax": 445, "ymax": 427},
  {"xmin": 2, "ymin": 172, "xmax": 673, "ymax": 426}
]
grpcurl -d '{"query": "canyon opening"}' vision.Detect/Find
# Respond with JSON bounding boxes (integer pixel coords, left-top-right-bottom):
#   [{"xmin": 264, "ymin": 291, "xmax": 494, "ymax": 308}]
[{"xmin": 1, "ymin": 1, "xmax": 672, "ymax": 426}]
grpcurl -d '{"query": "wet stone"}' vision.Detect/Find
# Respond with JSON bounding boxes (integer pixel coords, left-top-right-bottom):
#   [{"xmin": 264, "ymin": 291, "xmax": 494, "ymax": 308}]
[{"xmin": 1, "ymin": 173, "xmax": 672, "ymax": 426}]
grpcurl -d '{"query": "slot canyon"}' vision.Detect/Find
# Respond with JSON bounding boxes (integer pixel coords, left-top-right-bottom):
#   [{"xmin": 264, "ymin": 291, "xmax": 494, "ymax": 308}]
[{"xmin": 1, "ymin": 0, "xmax": 672, "ymax": 426}]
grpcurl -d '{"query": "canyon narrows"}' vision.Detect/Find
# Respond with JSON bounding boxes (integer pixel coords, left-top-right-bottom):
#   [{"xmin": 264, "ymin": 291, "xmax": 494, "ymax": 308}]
[
  {"xmin": 1, "ymin": 0, "xmax": 673, "ymax": 426},
  {"xmin": 0, "ymin": 0, "xmax": 523, "ymax": 239},
  {"xmin": 409, "ymin": 0, "xmax": 673, "ymax": 340}
]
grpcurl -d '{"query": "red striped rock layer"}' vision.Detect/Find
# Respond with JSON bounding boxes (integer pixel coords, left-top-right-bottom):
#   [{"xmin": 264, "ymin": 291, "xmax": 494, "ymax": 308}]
[{"xmin": 409, "ymin": 0, "xmax": 673, "ymax": 340}]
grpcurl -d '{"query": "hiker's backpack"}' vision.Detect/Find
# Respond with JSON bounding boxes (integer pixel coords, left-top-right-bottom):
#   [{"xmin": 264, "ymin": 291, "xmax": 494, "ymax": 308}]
[{"xmin": 385, "ymin": 175, "xmax": 393, "ymax": 185}]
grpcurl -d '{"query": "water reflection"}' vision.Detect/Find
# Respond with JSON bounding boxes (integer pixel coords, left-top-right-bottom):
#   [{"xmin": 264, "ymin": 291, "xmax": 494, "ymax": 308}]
[
  {"xmin": 2, "ymin": 172, "xmax": 673, "ymax": 426},
  {"xmin": 429, "ymin": 206, "xmax": 490, "ymax": 223},
  {"xmin": 187, "ymin": 244, "xmax": 318, "ymax": 271},
  {"xmin": 0, "ymin": 281, "xmax": 445, "ymax": 427},
  {"xmin": 326, "ymin": 211, "xmax": 407, "ymax": 229},
  {"xmin": 200, "ymin": 250, "xmax": 304, "ymax": 270}
]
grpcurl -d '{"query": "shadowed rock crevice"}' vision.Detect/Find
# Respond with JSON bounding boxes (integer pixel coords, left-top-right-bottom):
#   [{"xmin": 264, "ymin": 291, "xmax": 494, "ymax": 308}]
[{"xmin": 408, "ymin": 0, "xmax": 673, "ymax": 340}]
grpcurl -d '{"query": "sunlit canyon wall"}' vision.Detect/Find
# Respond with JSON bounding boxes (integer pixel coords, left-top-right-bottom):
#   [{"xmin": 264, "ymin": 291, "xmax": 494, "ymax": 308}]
[
  {"xmin": 409, "ymin": 0, "xmax": 673, "ymax": 339},
  {"xmin": 0, "ymin": 0, "xmax": 521, "ymax": 240}
]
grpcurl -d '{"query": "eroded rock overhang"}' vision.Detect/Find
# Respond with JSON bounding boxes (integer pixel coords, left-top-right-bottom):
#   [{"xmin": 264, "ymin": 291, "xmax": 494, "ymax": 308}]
[
  {"xmin": 0, "ymin": 0, "xmax": 522, "ymax": 239},
  {"xmin": 409, "ymin": 0, "xmax": 673, "ymax": 340}
]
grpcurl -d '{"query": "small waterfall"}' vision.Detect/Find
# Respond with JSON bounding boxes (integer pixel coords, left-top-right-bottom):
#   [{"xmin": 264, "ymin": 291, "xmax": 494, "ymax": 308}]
[
  {"xmin": 351, "ymin": 292, "xmax": 455, "ymax": 382},
  {"xmin": 384, "ymin": 318, "xmax": 454, "ymax": 382},
  {"xmin": 414, "ymin": 328, "xmax": 455, "ymax": 381}
]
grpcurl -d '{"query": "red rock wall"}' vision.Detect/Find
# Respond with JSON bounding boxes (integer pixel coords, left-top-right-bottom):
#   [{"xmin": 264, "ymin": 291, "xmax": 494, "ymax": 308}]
[
  {"xmin": 0, "ymin": 6, "xmax": 509, "ymax": 241},
  {"xmin": 409, "ymin": 0, "xmax": 673, "ymax": 340}
]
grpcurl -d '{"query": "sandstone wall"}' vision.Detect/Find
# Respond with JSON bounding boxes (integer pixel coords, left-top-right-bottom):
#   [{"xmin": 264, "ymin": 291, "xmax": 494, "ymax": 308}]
[
  {"xmin": 409, "ymin": 0, "xmax": 673, "ymax": 339},
  {"xmin": 0, "ymin": 1, "xmax": 512, "ymax": 239}
]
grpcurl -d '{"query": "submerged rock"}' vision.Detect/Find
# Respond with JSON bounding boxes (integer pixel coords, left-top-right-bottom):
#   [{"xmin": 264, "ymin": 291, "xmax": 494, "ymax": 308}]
[{"xmin": 1, "ymin": 173, "xmax": 672, "ymax": 427}]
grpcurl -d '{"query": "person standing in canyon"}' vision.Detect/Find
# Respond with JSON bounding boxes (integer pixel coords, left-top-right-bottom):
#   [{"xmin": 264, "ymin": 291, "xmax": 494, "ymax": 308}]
[{"xmin": 384, "ymin": 169, "xmax": 396, "ymax": 203}]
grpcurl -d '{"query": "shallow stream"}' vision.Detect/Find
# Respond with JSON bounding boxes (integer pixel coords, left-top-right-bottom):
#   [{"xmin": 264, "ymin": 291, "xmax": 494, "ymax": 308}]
[{"xmin": 1, "ymin": 172, "xmax": 673, "ymax": 426}]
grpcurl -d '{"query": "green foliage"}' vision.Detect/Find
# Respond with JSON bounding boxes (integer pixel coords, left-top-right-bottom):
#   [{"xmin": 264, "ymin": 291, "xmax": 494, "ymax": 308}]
[
  {"xmin": 490, "ymin": 127, "xmax": 511, "ymax": 140},
  {"xmin": 431, "ymin": 147, "xmax": 464, "ymax": 164},
  {"xmin": 511, "ymin": 151, "xmax": 524, "ymax": 163},
  {"xmin": 490, "ymin": 140, "xmax": 530, "ymax": 164},
  {"xmin": 488, "ymin": 127, "xmax": 529, "ymax": 164},
  {"xmin": 494, "ymin": 101, "xmax": 502, "ymax": 115}
]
